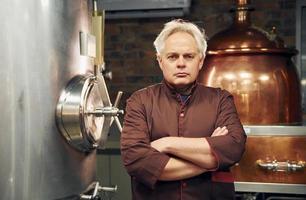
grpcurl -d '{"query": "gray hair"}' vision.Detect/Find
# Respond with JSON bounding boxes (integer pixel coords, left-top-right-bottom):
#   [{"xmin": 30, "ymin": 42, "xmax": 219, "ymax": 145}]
[{"xmin": 153, "ymin": 19, "xmax": 207, "ymax": 58}]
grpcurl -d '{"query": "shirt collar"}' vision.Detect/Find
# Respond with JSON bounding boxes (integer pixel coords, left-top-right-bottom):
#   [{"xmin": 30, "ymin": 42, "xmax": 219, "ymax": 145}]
[{"xmin": 162, "ymin": 79, "xmax": 198, "ymax": 97}]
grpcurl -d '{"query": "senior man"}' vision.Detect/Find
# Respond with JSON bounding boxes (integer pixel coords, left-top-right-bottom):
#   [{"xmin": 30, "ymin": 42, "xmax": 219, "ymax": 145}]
[{"xmin": 120, "ymin": 19, "xmax": 246, "ymax": 200}]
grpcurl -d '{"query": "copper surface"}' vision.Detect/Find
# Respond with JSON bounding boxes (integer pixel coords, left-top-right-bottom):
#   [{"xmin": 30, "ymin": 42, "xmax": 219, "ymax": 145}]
[
  {"xmin": 198, "ymin": 0, "xmax": 302, "ymax": 125},
  {"xmin": 231, "ymin": 136, "xmax": 306, "ymax": 183}
]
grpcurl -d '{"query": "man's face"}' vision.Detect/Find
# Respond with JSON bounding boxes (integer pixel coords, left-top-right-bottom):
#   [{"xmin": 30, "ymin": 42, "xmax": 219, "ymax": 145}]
[{"xmin": 157, "ymin": 31, "xmax": 204, "ymax": 89}]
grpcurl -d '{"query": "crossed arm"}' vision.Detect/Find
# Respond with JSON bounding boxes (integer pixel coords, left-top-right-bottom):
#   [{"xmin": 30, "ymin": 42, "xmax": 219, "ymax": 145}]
[{"xmin": 151, "ymin": 127, "xmax": 228, "ymax": 181}]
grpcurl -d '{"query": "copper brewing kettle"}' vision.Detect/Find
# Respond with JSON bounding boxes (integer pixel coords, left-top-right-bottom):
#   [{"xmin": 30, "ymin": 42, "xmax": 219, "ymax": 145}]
[{"xmin": 198, "ymin": 0, "xmax": 302, "ymax": 125}]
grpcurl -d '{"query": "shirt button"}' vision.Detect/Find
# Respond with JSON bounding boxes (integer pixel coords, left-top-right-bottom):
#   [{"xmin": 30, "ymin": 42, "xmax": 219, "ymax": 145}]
[{"xmin": 180, "ymin": 113, "xmax": 184, "ymax": 117}]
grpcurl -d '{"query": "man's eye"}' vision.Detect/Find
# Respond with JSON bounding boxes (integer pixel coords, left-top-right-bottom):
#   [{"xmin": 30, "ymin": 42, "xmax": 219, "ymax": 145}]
[
  {"xmin": 167, "ymin": 55, "xmax": 177, "ymax": 60},
  {"xmin": 184, "ymin": 55, "xmax": 195, "ymax": 60}
]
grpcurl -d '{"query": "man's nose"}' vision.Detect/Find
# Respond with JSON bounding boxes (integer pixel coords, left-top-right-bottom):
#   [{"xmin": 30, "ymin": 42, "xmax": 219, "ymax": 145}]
[{"xmin": 177, "ymin": 56, "xmax": 186, "ymax": 68}]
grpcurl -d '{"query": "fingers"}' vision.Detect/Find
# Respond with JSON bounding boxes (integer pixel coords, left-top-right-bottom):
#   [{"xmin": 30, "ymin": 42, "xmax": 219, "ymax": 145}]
[
  {"xmin": 211, "ymin": 127, "xmax": 220, "ymax": 137},
  {"xmin": 211, "ymin": 126, "xmax": 228, "ymax": 137}
]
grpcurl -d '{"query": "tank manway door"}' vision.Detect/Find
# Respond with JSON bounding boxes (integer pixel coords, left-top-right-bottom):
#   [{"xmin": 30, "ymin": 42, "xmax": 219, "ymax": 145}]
[
  {"xmin": 56, "ymin": 74, "xmax": 123, "ymax": 152},
  {"xmin": 55, "ymin": 1, "xmax": 123, "ymax": 152}
]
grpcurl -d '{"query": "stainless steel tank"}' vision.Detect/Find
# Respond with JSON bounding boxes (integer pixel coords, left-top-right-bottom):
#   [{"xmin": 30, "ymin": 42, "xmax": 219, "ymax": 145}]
[{"xmin": 0, "ymin": 0, "xmax": 98, "ymax": 199}]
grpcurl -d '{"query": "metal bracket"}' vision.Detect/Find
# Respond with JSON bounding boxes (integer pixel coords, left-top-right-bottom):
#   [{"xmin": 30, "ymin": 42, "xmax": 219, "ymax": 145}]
[{"xmin": 256, "ymin": 159, "xmax": 305, "ymax": 172}]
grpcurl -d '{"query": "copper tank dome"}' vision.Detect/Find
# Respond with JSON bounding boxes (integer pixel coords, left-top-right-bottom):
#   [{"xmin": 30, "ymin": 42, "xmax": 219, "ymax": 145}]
[{"xmin": 198, "ymin": 0, "xmax": 302, "ymax": 125}]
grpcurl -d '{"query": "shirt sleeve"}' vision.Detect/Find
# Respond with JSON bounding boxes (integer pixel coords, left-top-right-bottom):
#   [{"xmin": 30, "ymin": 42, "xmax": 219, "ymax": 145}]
[
  {"xmin": 205, "ymin": 89, "xmax": 247, "ymax": 170},
  {"xmin": 120, "ymin": 91, "xmax": 170, "ymax": 189}
]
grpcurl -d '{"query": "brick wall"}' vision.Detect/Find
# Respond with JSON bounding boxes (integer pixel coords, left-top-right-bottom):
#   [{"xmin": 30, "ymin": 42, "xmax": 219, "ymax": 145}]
[{"xmin": 104, "ymin": 0, "xmax": 296, "ymax": 109}]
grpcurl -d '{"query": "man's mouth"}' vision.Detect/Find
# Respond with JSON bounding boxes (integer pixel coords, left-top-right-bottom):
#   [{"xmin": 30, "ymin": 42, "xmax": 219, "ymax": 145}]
[{"xmin": 175, "ymin": 72, "xmax": 189, "ymax": 77}]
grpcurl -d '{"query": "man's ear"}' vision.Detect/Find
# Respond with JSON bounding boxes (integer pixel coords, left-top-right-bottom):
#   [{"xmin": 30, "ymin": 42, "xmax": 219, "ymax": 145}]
[
  {"xmin": 198, "ymin": 55, "xmax": 205, "ymax": 70},
  {"xmin": 157, "ymin": 54, "xmax": 163, "ymax": 70}
]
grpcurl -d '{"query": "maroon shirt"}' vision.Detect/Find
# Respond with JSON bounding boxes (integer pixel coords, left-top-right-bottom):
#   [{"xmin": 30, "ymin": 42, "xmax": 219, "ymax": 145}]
[{"xmin": 120, "ymin": 81, "xmax": 246, "ymax": 200}]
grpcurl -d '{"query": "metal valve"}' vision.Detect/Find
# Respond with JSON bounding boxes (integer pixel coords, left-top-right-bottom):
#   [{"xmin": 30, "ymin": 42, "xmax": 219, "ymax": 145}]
[
  {"xmin": 80, "ymin": 181, "xmax": 117, "ymax": 200},
  {"xmin": 256, "ymin": 159, "xmax": 305, "ymax": 172}
]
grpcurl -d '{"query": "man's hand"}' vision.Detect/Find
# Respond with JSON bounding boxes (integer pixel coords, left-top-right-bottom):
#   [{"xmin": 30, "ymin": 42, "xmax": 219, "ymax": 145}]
[{"xmin": 211, "ymin": 126, "xmax": 228, "ymax": 137}]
